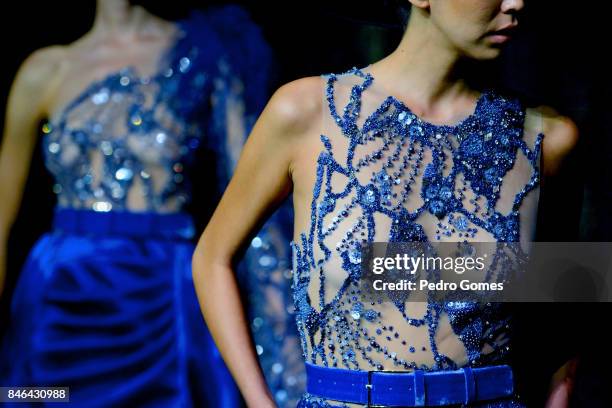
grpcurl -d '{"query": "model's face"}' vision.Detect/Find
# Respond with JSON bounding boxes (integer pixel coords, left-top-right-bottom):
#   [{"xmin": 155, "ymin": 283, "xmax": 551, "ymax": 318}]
[{"xmin": 426, "ymin": 0, "xmax": 525, "ymax": 59}]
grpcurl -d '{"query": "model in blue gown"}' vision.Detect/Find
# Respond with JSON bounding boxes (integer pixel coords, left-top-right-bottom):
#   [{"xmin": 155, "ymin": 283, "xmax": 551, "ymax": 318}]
[
  {"xmin": 292, "ymin": 67, "xmax": 544, "ymax": 407},
  {"xmin": 0, "ymin": 6, "xmax": 273, "ymax": 407}
]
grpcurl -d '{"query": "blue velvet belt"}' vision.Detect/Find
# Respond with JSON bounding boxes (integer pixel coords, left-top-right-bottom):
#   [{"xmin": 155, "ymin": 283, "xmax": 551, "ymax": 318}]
[
  {"xmin": 305, "ymin": 362, "xmax": 515, "ymax": 407},
  {"xmin": 52, "ymin": 207, "xmax": 196, "ymax": 240}
]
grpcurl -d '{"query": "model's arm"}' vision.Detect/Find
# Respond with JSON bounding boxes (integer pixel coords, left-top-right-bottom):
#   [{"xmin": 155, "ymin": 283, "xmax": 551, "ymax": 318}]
[
  {"xmin": 0, "ymin": 48, "xmax": 60, "ymax": 298},
  {"xmin": 192, "ymin": 78, "xmax": 320, "ymax": 408}
]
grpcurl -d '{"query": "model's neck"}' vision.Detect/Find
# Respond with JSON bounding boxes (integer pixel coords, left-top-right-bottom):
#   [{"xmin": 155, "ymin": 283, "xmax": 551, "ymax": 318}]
[
  {"xmin": 92, "ymin": 0, "xmax": 154, "ymax": 37},
  {"xmin": 381, "ymin": 7, "xmax": 473, "ymax": 108}
]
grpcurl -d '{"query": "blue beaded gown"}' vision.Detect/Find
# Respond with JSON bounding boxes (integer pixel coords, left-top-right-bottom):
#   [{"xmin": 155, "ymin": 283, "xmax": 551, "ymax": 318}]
[
  {"xmin": 292, "ymin": 68, "xmax": 544, "ymax": 407},
  {"xmin": 0, "ymin": 6, "xmax": 275, "ymax": 407}
]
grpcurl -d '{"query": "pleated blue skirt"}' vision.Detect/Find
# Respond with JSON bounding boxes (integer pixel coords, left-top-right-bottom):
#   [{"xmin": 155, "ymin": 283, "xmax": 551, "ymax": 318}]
[{"xmin": 0, "ymin": 208, "xmax": 242, "ymax": 407}]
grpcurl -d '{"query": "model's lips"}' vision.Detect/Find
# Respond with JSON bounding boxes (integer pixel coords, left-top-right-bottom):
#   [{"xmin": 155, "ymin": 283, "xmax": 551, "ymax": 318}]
[
  {"xmin": 488, "ymin": 34, "xmax": 512, "ymax": 44},
  {"xmin": 486, "ymin": 26, "xmax": 518, "ymax": 43}
]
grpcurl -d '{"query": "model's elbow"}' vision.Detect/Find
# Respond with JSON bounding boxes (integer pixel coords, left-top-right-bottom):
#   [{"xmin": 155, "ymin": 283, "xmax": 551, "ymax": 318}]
[
  {"xmin": 191, "ymin": 232, "xmax": 230, "ymax": 284},
  {"xmin": 191, "ymin": 243, "xmax": 204, "ymax": 281},
  {"xmin": 191, "ymin": 235, "xmax": 211, "ymax": 286}
]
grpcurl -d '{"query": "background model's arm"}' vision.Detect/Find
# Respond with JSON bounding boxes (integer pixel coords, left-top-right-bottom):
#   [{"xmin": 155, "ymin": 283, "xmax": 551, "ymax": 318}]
[{"xmin": 0, "ymin": 47, "xmax": 61, "ymax": 298}]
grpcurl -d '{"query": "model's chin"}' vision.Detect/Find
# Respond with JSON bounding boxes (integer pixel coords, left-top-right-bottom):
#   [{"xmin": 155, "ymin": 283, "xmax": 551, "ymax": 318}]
[
  {"xmin": 483, "ymin": 42, "xmax": 509, "ymax": 58},
  {"xmin": 484, "ymin": 48, "xmax": 503, "ymax": 59},
  {"xmin": 464, "ymin": 47, "xmax": 503, "ymax": 61}
]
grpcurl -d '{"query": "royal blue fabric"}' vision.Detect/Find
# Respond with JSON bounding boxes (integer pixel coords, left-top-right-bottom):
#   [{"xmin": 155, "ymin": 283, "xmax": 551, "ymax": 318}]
[
  {"xmin": 0, "ymin": 209, "xmax": 241, "ymax": 407},
  {"xmin": 305, "ymin": 362, "xmax": 514, "ymax": 407}
]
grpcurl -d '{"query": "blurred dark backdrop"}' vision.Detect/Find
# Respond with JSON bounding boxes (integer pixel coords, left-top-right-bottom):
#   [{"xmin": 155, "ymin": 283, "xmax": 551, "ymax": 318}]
[{"xmin": 0, "ymin": 1, "xmax": 610, "ymax": 406}]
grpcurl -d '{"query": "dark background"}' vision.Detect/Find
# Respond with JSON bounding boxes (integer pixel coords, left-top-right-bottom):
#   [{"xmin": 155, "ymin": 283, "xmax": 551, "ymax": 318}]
[{"xmin": 0, "ymin": 1, "xmax": 610, "ymax": 406}]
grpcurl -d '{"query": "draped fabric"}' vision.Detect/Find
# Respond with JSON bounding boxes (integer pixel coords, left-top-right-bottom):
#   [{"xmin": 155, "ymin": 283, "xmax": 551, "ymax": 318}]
[{"xmin": 1, "ymin": 210, "xmax": 239, "ymax": 407}]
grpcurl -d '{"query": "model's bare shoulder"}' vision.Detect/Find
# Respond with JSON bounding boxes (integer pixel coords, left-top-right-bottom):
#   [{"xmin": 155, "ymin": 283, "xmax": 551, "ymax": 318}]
[
  {"xmin": 533, "ymin": 105, "xmax": 579, "ymax": 177},
  {"xmin": 17, "ymin": 46, "xmax": 67, "ymax": 89},
  {"xmin": 250, "ymin": 76, "xmax": 327, "ymax": 185},
  {"xmin": 10, "ymin": 46, "xmax": 68, "ymax": 114},
  {"xmin": 540, "ymin": 106, "xmax": 579, "ymax": 151},
  {"xmin": 264, "ymin": 76, "xmax": 325, "ymax": 138}
]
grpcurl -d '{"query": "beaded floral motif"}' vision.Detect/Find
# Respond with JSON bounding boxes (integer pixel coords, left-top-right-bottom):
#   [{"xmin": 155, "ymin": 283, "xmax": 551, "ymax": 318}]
[{"xmin": 291, "ymin": 67, "xmax": 543, "ymax": 377}]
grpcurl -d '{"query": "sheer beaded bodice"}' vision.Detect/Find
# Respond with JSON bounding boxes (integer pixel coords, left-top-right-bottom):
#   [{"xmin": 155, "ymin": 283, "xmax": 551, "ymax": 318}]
[
  {"xmin": 291, "ymin": 68, "xmax": 543, "ymax": 379},
  {"xmin": 43, "ymin": 30, "xmax": 203, "ymax": 212},
  {"xmin": 41, "ymin": 8, "xmax": 268, "ymax": 214}
]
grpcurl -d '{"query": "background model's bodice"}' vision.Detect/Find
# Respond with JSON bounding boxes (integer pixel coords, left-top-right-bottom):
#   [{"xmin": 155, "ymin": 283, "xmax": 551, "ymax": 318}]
[
  {"xmin": 291, "ymin": 68, "xmax": 543, "ymax": 373},
  {"xmin": 43, "ymin": 7, "xmax": 271, "ymax": 213}
]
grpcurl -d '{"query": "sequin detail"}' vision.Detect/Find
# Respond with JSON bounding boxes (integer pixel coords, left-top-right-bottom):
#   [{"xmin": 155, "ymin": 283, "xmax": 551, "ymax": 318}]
[
  {"xmin": 291, "ymin": 67, "xmax": 543, "ymax": 406},
  {"xmin": 43, "ymin": 25, "xmax": 210, "ymax": 212}
]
